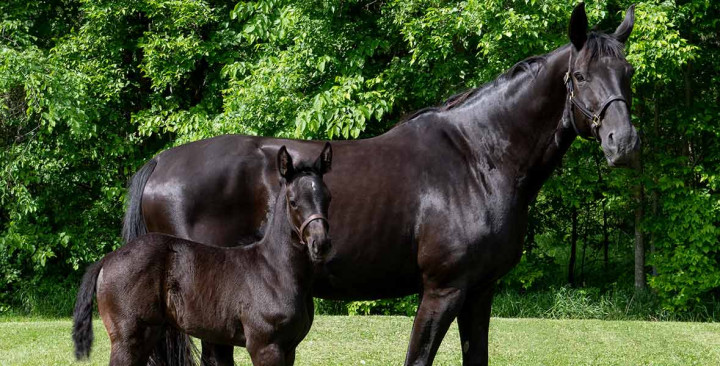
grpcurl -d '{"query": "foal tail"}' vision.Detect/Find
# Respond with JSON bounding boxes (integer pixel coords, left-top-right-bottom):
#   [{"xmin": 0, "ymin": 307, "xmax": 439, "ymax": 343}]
[
  {"xmin": 121, "ymin": 158, "xmax": 157, "ymax": 243},
  {"xmin": 72, "ymin": 261, "xmax": 103, "ymax": 360},
  {"xmin": 148, "ymin": 328, "xmax": 199, "ymax": 366}
]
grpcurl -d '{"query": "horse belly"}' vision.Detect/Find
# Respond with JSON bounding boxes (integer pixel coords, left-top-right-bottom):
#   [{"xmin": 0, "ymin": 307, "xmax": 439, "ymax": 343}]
[
  {"xmin": 312, "ymin": 228, "xmax": 420, "ymax": 300},
  {"xmin": 468, "ymin": 205, "xmax": 529, "ymax": 284},
  {"xmin": 165, "ymin": 284, "xmax": 247, "ymax": 346},
  {"xmin": 164, "ymin": 249, "xmax": 248, "ymax": 346}
]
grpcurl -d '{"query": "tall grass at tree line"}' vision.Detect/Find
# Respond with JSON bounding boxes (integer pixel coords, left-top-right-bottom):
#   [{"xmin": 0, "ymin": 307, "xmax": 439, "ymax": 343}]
[{"xmin": 3, "ymin": 276, "xmax": 718, "ymax": 322}]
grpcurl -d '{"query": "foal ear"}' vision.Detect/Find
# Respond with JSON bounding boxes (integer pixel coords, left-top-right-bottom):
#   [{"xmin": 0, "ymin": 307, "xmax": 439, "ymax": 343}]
[
  {"xmin": 314, "ymin": 142, "xmax": 332, "ymax": 174},
  {"xmin": 277, "ymin": 146, "xmax": 294, "ymax": 179},
  {"xmin": 613, "ymin": 4, "xmax": 635, "ymax": 43},
  {"xmin": 569, "ymin": 3, "xmax": 588, "ymax": 51}
]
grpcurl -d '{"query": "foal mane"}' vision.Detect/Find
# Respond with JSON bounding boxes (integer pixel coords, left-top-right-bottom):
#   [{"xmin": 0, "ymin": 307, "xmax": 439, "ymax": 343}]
[{"xmin": 397, "ymin": 31, "xmax": 625, "ymax": 125}]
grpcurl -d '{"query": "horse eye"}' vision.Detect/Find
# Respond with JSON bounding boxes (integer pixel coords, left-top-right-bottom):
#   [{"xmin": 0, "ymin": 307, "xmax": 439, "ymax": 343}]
[
  {"xmin": 573, "ymin": 72, "xmax": 585, "ymax": 82},
  {"xmin": 290, "ymin": 200, "xmax": 297, "ymax": 208}
]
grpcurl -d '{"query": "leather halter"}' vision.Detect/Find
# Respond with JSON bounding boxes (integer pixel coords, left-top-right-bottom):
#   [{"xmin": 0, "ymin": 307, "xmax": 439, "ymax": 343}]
[
  {"xmin": 288, "ymin": 207, "xmax": 328, "ymax": 246},
  {"xmin": 564, "ymin": 53, "xmax": 628, "ymax": 140}
]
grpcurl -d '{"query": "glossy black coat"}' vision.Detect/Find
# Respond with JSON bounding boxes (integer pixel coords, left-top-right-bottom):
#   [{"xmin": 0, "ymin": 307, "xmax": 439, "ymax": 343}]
[
  {"xmin": 124, "ymin": 5, "xmax": 639, "ymax": 365},
  {"xmin": 74, "ymin": 146, "xmax": 333, "ymax": 366}
]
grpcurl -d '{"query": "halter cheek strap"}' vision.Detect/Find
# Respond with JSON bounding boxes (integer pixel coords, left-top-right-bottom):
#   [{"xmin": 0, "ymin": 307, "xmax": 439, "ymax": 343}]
[{"xmin": 564, "ymin": 53, "xmax": 628, "ymax": 140}]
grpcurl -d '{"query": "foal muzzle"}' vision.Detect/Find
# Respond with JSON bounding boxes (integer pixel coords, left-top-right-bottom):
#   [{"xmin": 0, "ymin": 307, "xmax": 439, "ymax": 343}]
[{"xmin": 296, "ymin": 214, "xmax": 329, "ymax": 245}]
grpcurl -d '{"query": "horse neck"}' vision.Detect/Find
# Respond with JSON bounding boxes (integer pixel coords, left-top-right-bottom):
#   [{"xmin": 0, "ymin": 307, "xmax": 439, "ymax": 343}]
[
  {"xmin": 444, "ymin": 45, "xmax": 576, "ymax": 202},
  {"xmin": 256, "ymin": 189, "xmax": 310, "ymax": 273}
]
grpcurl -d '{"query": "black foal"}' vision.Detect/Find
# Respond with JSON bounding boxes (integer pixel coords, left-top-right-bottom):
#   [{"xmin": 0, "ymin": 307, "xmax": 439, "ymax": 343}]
[{"xmin": 73, "ymin": 143, "xmax": 333, "ymax": 366}]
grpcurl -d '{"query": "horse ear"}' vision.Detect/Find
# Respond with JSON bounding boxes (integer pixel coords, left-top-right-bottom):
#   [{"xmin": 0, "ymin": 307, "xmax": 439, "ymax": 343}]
[
  {"xmin": 314, "ymin": 142, "xmax": 332, "ymax": 174},
  {"xmin": 277, "ymin": 146, "xmax": 294, "ymax": 179},
  {"xmin": 613, "ymin": 4, "xmax": 635, "ymax": 43},
  {"xmin": 569, "ymin": 3, "xmax": 588, "ymax": 51}
]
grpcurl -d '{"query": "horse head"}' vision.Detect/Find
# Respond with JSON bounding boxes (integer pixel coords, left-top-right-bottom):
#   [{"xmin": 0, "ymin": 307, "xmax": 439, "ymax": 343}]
[
  {"xmin": 277, "ymin": 143, "xmax": 333, "ymax": 263},
  {"xmin": 566, "ymin": 3, "xmax": 640, "ymax": 167}
]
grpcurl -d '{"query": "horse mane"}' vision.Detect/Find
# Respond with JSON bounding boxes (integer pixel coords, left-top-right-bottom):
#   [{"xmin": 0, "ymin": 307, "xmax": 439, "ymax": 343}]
[
  {"xmin": 396, "ymin": 56, "xmax": 547, "ymax": 124},
  {"xmin": 397, "ymin": 31, "xmax": 625, "ymax": 124}
]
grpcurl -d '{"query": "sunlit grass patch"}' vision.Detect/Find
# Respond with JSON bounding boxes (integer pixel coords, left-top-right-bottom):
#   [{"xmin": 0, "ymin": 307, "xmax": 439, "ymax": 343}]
[{"xmin": 1, "ymin": 316, "xmax": 719, "ymax": 365}]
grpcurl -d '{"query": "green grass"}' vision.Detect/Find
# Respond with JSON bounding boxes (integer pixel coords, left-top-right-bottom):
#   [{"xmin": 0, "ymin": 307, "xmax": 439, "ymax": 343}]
[{"xmin": 1, "ymin": 316, "xmax": 719, "ymax": 365}]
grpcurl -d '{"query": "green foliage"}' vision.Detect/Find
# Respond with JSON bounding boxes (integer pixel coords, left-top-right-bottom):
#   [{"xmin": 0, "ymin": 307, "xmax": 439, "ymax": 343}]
[{"xmin": 1, "ymin": 0, "xmax": 718, "ymax": 315}]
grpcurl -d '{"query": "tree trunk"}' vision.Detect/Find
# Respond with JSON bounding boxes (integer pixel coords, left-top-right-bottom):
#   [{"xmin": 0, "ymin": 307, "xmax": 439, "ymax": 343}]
[
  {"xmin": 568, "ymin": 206, "xmax": 578, "ymax": 287},
  {"xmin": 650, "ymin": 86, "xmax": 660, "ymax": 277},
  {"xmin": 634, "ymin": 167, "xmax": 646, "ymax": 292},
  {"xmin": 595, "ymin": 153, "xmax": 610, "ymax": 272},
  {"xmin": 526, "ymin": 204, "xmax": 536, "ymax": 257},
  {"xmin": 603, "ymin": 203, "xmax": 609, "ymax": 272},
  {"xmin": 580, "ymin": 208, "xmax": 588, "ymax": 285}
]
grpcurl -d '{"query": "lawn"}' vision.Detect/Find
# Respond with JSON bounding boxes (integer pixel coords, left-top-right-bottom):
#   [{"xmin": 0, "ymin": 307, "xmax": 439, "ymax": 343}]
[{"xmin": 1, "ymin": 316, "xmax": 719, "ymax": 365}]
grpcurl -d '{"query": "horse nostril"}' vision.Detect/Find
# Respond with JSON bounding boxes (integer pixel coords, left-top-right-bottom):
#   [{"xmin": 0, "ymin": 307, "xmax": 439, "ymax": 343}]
[
  {"xmin": 608, "ymin": 132, "xmax": 614, "ymax": 144},
  {"xmin": 311, "ymin": 241, "xmax": 321, "ymax": 254}
]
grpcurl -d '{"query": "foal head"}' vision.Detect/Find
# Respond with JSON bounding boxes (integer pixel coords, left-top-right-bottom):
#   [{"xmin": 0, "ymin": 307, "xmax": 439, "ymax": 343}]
[
  {"xmin": 566, "ymin": 3, "xmax": 640, "ymax": 167},
  {"xmin": 277, "ymin": 143, "xmax": 332, "ymax": 263}
]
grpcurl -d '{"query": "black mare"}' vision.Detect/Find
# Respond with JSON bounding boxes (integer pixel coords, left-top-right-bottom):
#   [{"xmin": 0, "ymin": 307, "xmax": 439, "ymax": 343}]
[
  {"xmin": 73, "ymin": 144, "xmax": 333, "ymax": 366},
  {"xmin": 122, "ymin": 4, "xmax": 639, "ymax": 365}
]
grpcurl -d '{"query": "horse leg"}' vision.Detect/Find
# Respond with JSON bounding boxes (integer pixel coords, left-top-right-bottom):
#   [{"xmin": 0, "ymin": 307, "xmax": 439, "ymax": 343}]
[
  {"xmin": 201, "ymin": 341, "xmax": 234, "ymax": 366},
  {"xmin": 284, "ymin": 348, "xmax": 296, "ymax": 365},
  {"xmin": 457, "ymin": 285, "xmax": 495, "ymax": 366},
  {"xmin": 107, "ymin": 327, "xmax": 160, "ymax": 366},
  {"xmin": 247, "ymin": 343, "xmax": 285, "ymax": 366},
  {"xmin": 109, "ymin": 345, "xmax": 134, "ymax": 366},
  {"xmin": 404, "ymin": 286, "xmax": 465, "ymax": 366},
  {"xmin": 109, "ymin": 345, "xmax": 151, "ymax": 366}
]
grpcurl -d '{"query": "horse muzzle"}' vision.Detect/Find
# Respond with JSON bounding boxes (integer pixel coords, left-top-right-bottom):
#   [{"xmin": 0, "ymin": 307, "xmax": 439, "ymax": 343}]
[{"xmin": 603, "ymin": 128, "xmax": 640, "ymax": 168}]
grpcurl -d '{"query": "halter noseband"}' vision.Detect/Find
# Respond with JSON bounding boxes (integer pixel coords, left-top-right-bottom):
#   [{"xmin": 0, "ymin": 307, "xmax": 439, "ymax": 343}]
[
  {"xmin": 288, "ymin": 205, "xmax": 328, "ymax": 246},
  {"xmin": 564, "ymin": 53, "xmax": 628, "ymax": 140}
]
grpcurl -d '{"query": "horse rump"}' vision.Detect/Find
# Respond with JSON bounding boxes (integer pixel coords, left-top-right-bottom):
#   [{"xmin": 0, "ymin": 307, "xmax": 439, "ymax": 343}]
[{"xmin": 122, "ymin": 158, "xmax": 157, "ymax": 243}]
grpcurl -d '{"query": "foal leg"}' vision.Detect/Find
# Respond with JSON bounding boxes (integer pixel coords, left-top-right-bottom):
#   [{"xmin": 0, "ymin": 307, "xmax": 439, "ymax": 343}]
[
  {"xmin": 404, "ymin": 286, "xmax": 465, "ymax": 366},
  {"xmin": 109, "ymin": 343, "xmax": 151, "ymax": 366},
  {"xmin": 457, "ymin": 285, "xmax": 495, "ymax": 366},
  {"xmin": 201, "ymin": 341, "xmax": 235, "ymax": 366},
  {"xmin": 107, "ymin": 326, "xmax": 161, "ymax": 366},
  {"xmin": 248, "ymin": 343, "xmax": 285, "ymax": 366},
  {"xmin": 284, "ymin": 348, "xmax": 296, "ymax": 365}
]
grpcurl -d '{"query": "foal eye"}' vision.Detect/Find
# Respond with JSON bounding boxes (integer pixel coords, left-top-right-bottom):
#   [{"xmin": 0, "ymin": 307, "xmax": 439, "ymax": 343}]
[{"xmin": 573, "ymin": 72, "xmax": 586, "ymax": 82}]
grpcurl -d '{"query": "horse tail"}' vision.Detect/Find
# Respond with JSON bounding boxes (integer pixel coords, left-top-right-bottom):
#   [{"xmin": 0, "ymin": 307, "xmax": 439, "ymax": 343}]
[
  {"xmin": 122, "ymin": 158, "xmax": 157, "ymax": 243},
  {"xmin": 148, "ymin": 327, "xmax": 199, "ymax": 366},
  {"xmin": 72, "ymin": 261, "xmax": 103, "ymax": 360}
]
